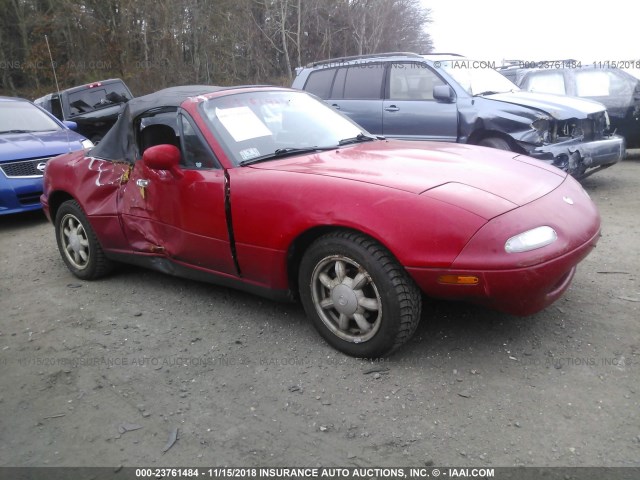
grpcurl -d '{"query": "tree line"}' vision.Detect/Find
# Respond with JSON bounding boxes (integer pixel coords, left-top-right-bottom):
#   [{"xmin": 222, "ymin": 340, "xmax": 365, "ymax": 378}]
[{"xmin": 0, "ymin": 0, "xmax": 433, "ymax": 98}]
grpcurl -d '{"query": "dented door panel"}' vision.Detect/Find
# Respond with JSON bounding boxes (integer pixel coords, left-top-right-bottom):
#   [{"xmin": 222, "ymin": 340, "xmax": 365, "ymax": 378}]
[{"xmin": 118, "ymin": 161, "xmax": 235, "ymax": 275}]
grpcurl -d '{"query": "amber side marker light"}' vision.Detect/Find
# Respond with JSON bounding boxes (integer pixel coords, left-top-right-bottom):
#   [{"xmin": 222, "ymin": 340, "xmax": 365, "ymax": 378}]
[{"xmin": 437, "ymin": 275, "xmax": 479, "ymax": 285}]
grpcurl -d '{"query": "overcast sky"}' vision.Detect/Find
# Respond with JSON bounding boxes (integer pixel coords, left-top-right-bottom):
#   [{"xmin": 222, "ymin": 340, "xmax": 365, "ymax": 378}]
[{"xmin": 424, "ymin": 0, "xmax": 639, "ymax": 64}]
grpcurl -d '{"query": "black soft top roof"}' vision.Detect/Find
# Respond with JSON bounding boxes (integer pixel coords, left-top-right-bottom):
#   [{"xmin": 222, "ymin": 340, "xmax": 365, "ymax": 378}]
[
  {"xmin": 90, "ymin": 85, "xmax": 227, "ymax": 162},
  {"xmin": 116, "ymin": 85, "xmax": 225, "ymax": 117}
]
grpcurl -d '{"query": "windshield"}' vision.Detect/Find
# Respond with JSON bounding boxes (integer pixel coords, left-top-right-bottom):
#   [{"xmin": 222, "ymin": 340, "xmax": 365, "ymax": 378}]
[
  {"xmin": 200, "ymin": 90, "xmax": 365, "ymax": 166},
  {"xmin": 0, "ymin": 101, "xmax": 62, "ymax": 133},
  {"xmin": 440, "ymin": 60, "xmax": 520, "ymax": 96}
]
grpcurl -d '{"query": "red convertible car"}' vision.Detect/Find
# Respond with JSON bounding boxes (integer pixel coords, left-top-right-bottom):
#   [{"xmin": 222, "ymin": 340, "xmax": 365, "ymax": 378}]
[{"xmin": 41, "ymin": 86, "xmax": 600, "ymax": 357}]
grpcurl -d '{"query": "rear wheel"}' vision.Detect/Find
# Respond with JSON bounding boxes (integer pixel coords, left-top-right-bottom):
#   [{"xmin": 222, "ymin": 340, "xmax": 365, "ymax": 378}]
[
  {"xmin": 55, "ymin": 200, "xmax": 113, "ymax": 279},
  {"xmin": 479, "ymin": 136, "xmax": 511, "ymax": 151},
  {"xmin": 299, "ymin": 231, "xmax": 422, "ymax": 357}
]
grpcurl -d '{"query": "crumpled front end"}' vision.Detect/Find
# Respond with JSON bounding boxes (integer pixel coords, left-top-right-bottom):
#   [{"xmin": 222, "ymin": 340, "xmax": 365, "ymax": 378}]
[{"xmin": 514, "ymin": 111, "xmax": 625, "ymax": 179}]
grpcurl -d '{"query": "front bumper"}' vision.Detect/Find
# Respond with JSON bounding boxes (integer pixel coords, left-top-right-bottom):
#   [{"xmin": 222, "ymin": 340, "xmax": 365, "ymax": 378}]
[
  {"xmin": 406, "ymin": 175, "xmax": 601, "ymax": 316},
  {"xmin": 406, "ymin": 231, "xmax": 596, "ymax": 316},
  {"xmin": 0, "ymin": 173, "xmax": 44, "ymax": 216},
  {"xmin": 525, "ymin": 135, "xmax": 625, "ymax": 179}
]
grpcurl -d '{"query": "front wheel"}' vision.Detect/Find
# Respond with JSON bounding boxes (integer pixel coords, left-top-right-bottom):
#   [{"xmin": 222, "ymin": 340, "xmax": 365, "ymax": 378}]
[
  {"xmin": 55, "ymin": 200, "xmax": 113, "ymax": 279},
  {"xmin": 299, "ymin": 231, "xmax": 422, "ymax": 357}
]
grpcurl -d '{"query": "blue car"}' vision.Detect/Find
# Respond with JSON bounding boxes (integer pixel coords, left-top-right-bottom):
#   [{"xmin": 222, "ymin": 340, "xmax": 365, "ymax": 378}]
[{"xmin": 0, "ymin": 97, "xmax": 93, "ymax": 215}]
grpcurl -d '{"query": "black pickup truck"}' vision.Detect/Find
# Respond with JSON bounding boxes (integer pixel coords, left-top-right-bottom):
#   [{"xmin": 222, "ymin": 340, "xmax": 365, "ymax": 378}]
[{"xmin": 34, "ymin": 79, "xmax": 133, "ymax": 143}]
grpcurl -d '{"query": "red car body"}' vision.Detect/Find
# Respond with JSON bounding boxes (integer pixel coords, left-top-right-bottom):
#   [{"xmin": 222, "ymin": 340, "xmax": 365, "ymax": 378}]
[{"xmin": 41, "ymin": 86, "xmax": 600, "ymax": 356}]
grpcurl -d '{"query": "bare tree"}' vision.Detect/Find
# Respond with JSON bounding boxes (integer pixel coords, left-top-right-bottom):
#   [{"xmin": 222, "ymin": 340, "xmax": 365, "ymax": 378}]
[{"xmin": 0, "ymin": 0, "xmax": 433, "ymax": 97}]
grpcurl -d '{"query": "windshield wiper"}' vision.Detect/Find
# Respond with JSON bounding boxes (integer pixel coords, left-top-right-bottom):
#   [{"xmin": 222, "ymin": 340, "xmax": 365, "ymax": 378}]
[
  {"xmin": 0, "ymin": 129, "xmax": 33, "ymax": 134},
  {"xmin": 473, "ymin": 90, "xmax": 500, "ymax": 97},
  {"xmin": 338, "ymin": 132, "xmax": 377, "ymax": 146},
  {"xmin": 239, "ymin": 146, "xmax": 335, "ymax": 166}
]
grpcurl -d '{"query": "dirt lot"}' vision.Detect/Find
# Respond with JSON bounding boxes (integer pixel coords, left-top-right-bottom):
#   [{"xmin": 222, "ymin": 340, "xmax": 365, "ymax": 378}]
[{"xmin": 0, "ymin": 156, "xmax": 639, "ymax": 469}]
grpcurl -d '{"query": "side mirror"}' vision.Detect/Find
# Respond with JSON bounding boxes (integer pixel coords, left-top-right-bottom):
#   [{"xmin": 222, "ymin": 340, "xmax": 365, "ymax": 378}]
[
  {"xmin": 63, "ymin": 120, "xmax": 78, "ymax": 130},
  {"xmin": 142, "ymin": 144, "xmax": 183, "ymax": 178},
  {"xmin": 433, "ymin": 85, "xmax": 455, "ymax": 103}
]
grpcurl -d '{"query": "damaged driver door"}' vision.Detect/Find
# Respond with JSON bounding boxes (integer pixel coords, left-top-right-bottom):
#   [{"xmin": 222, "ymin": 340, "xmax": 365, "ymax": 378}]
[{"xmin": 118, "ymin": 112, "xmax": 237, "ymax": 276}]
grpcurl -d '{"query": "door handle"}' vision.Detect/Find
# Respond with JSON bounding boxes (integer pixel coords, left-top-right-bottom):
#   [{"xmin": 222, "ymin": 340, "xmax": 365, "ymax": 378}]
[
  {"xmin": 136, "ymin": 179, "xmax": 149, "ymax": 199},
  {"xmin": 384, "ymin": 105, "xmax": 400, "ymax": 112},
  {"xmin": 331, "ymin": 104, "xmax": 341, "ymax": 110}
]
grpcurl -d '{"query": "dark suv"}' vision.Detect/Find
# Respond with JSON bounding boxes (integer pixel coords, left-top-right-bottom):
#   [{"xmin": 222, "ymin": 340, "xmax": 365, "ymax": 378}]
[
  {"xmin": 292, "ymin": 53, "xmax": 625, "ymax": 178},
  {"xmin": 498, "ymin": 64, "xmax": 640, "ymax": 148},
  {"xmin": 34, "ymin": 78, "xmax": 133, "ymax": 143}
]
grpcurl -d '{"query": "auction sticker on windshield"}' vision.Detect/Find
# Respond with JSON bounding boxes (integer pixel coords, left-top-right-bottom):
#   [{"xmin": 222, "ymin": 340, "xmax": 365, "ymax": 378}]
[{"xmin": 215, "ymin": 106, "xmax": 272, "ymax": 142}]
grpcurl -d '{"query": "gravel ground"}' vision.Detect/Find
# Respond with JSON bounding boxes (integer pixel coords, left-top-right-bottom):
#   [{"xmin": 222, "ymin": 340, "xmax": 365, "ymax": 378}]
[{"xmin": 0, "ymin": 157, "xmax": 639, "ymax": 468}]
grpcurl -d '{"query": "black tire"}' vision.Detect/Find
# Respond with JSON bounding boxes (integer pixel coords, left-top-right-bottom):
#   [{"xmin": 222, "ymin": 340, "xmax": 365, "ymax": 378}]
[
  {"xmin": 478, "ymin": 136, "xmax": 512, "ymax": 151},
  {"xmin": 298, "ymin": 230, "xmax": 422, "ymax": 357},
  {"xmin": 54, "ymin": 200, "xmax": 113, "ymax": 280}
]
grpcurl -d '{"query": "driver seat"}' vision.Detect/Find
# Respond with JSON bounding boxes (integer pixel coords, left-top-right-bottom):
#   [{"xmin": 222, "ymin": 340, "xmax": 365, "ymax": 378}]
[{"xmin": 141, "ymin": 124, "xmax": 179, "ymax": 153}]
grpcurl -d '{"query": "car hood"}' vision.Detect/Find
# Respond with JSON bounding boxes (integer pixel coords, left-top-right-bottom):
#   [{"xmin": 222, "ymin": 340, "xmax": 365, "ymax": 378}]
[
  {"xmin": 250, "ymin": 140, "xmax": 566, "ymax": 208},
  {"xmin": 486, "ymin": 91, "xmax": 606, "ymax": 119},
  {"xmin": 0, "ymin": 130, "xmax": 85, "ymax": 161}
]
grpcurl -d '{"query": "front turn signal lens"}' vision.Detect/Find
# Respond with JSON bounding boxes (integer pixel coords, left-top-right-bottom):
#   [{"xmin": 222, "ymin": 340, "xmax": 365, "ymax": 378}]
[{"xmin": 438, "ymin": 275, "xmax": 479, "ymax": 285}]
